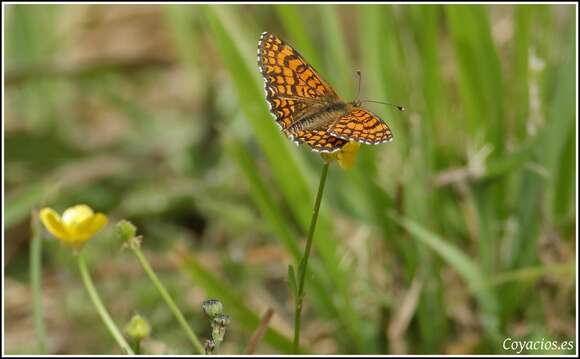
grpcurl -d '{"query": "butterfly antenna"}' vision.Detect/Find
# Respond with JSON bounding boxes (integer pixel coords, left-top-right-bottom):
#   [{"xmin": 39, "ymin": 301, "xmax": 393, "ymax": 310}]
[
  {"xmin": 355, "ymin": 70, "xmax": 362, "ymax": 102},
  {"xmin": 360, "ymin": 99, "xmax": 406, "ymax": 112}
]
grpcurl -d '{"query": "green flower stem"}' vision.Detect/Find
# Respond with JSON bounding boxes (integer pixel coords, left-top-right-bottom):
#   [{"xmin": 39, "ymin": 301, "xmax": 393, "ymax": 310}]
[
  {"xmin": 30, "ymin": 212, "xmax": 47, "ymax": 353},
  {"xmin": 130, "ymin": 339, "xmax": 141, "ymax": 355},
  {"xmin": 129, "ymin": 243, "xmax": 205, "ymax": 354},
  {"xmin": 77, "ymin": 253, "xmax": 135, "ymax": 355},
  {"xmin": 293, "ymin": 162, "xmax": 330, "ymax": 353}
]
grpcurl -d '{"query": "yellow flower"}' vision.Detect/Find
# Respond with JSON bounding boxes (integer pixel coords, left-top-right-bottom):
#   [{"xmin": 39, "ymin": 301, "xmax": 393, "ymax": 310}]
[
  {"xmin": 321, "ymin": 141, "xmax": 361, "ymax": 170},
  {"xmin": 39, "ymin": 204, "xmax": 108, "ymax": 249}
]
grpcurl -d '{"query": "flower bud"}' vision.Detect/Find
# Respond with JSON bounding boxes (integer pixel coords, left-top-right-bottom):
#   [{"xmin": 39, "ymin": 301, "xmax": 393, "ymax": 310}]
[
  {"xmin": 114, "ymin": 220, "xmax": 137, "ymax": 242},
  {"xmin": 202, "ymin": 299, "xmax": 224, "ymax": 318},
  {"xmin": 212, "ymin": 325, "xmax": 227, "ymax": 343},
  {"xmin": 212, "ymin": 314, "xmax": 231, "ymax": 327},
  {"xmin": 124, "ymin": 314, "xmax": 151, "ymax": 342}
]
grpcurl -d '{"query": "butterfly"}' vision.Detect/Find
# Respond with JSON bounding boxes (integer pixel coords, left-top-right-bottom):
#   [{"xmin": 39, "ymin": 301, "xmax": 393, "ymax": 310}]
[{"xmin": 257, "ymin": 31, "xmax": 394, "ymax": 153}]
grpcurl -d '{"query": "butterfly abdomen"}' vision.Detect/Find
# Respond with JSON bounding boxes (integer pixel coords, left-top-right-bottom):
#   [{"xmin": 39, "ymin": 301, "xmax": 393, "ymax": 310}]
[{"xmin": 287, "ymin": 101, "xmax": 348, "ymax": 134}]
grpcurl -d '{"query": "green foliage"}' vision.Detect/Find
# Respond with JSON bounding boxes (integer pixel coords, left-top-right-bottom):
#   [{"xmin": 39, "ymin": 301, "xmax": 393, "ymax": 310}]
[{"xmin": 4, "ymin": 3, "xmax": 576, "ymax": 355}]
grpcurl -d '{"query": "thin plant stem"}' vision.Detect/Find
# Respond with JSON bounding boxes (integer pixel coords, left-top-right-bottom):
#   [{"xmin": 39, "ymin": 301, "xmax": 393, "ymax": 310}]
[
  {"xmin": 293, "ymin": 162, "xmax": 330, "ymax": 353},
  {"xmin": 129, "ymin": 242, "xmax": 205, "ymax": 354},
  {"xmin": 130, "ymin": 339, "xmax": 141, "ymax": 355},
  {"xmin": 30, "ymin": 211, "xmax": 47, "ymax": 353},
  {"xmin": 77, "ymin": 253, "xmax": 135, "ymax": 355}
]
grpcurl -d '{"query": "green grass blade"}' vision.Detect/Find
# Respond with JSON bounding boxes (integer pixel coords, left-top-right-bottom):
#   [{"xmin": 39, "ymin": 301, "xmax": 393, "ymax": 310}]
[
  {"xmin": 319, "ymin": 5, "xmax": 353, "ymax": 98},
  {"xmin": 30, "ymin": 211, "xmax": 47, "ymax": 353},
  {"xmin": 274, "ymin": 5, "xmax": 321, "ymax": 69},
  {"xmin": 287, "ymin": 264, "xmax": 298, "ymax": 298},
  {"xmin": 481, "ymin": 262, "xmax": 575, "ymax": 289},
  {"xmin": 390, "ymin": 212, "xmax": 500, "ymax": 340},
  {"xmin": 512, "ymin": 5, "xmax": 534, "ymax": 141},
  {"xmin": 224, "ymin": 138, "xmax": 301, "ymax": 259},
  {"xmin": 202, "ymin": 5, "xmax": 313, "ymax": 230},
  {"xmin": 552, "ymin": 127, "xmax": 576, "ymax": 221},
  {"xmin": 446, "ymin": 5, "xmax": 505, "ymax": 151}
]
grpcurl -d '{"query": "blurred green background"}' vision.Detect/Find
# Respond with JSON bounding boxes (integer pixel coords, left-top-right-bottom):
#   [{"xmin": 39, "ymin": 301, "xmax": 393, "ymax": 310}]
[{"xmin": 4, "ymin": 3, "xmax": 576, "ymax": 355}]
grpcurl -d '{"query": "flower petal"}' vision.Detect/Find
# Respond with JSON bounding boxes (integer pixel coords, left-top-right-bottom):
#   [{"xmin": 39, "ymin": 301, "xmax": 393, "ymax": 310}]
[
  {"xmin": 62, "ymin": 205, "xmax": 94, "ymax": 226},
  {"xmin": 88, "ymin": 213, "xmax": 108, "ymax": 234},
  {"xmin": 73, "ymin": 212, "xmax": 108, "ymax": 240},
  {"xmin": 320, "ymin": 141, "xmax": 360, "ymax": 170},
  {"xmin": 337, "ymin": 142, "xmax": 360, "ymax": 170},
  {"xmin": 39, "ymin": 208, "xmax": 70, "ymax": 241}
]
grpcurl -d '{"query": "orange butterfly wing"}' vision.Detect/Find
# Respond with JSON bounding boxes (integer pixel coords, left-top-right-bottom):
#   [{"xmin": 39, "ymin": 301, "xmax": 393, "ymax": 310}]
[
  {"xmin": 328, "ymin": 108, "xmax": 393, "ymax": 144},
  {"xmin": 291, "ymin": 129, "xmax": 349, "ymax": 153},
  {"xmin": 257, "ymin": 32, "xmax": 339, "ymax": 131}
]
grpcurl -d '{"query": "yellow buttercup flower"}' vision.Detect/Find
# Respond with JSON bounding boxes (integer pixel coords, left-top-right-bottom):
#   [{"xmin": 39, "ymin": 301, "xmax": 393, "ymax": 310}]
[
  {"xmin": 40, "ymin": 204, "xmax": 108, "ymax": 249},
  {"xmin": 321, "ymin": 141, "xmax": 361, "ymax": 170}
]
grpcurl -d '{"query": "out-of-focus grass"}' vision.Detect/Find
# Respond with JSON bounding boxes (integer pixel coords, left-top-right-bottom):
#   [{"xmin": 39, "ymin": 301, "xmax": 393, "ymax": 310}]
[{"xmin": 4, "ymin": 3, "xmax": 576, "ymax": 355}]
